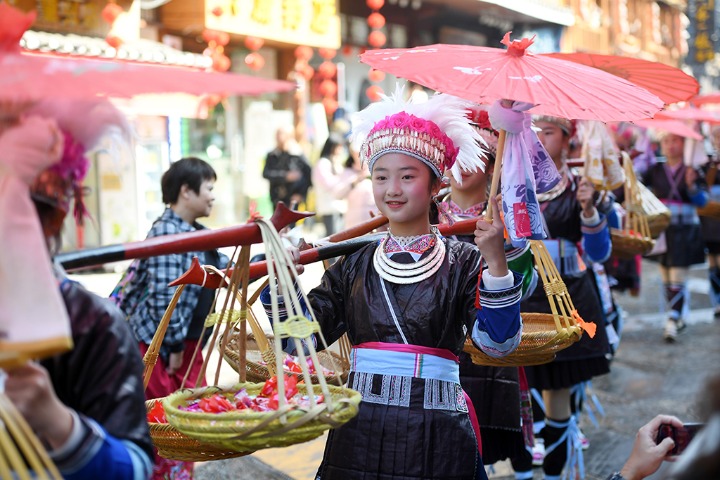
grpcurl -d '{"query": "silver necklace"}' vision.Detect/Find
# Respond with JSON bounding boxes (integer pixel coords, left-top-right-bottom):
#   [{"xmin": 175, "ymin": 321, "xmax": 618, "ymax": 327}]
[{"xmin": 373, "ymin": 233, "xmax": 446, "ymax": 284}]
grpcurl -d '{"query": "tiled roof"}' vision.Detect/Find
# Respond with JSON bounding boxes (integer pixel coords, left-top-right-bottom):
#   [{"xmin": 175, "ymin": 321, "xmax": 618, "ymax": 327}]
[{"xmin": 20, "ymin": 30, "xmax": 212, "ymax": 69}]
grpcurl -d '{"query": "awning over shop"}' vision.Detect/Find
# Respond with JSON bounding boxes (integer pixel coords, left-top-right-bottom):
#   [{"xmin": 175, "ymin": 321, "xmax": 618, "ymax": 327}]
[
  {"xmin": 475, "ymin": 0, "xmax": 575, "ymax": 26},
  {"xmin": 21, "ymin": 30, "xmax": 212, "ymax": 69}
]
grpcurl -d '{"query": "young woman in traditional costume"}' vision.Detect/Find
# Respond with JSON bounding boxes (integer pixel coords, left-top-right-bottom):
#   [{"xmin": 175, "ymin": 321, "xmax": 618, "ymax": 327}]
[
  {"xmin": 436, "ymin": 105, "xmax": 536, "ymax": 479},
  {"xmin": 522, "ymin": 114, "xmax": 613, "ymax": 480},
  {"xmin": 262, "ymin": 89, "xmax": 525, "ymax": 480},
  {"xmin": 642, "ymin": 131, "xmax": 708, "ymax": 341}
]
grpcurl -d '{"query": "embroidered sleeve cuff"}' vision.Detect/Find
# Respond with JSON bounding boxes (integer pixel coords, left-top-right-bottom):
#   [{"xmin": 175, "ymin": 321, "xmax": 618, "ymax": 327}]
[
  {"xmin": 478, "ymin": 271, "xmax": 523, "ymax": 309},
  {"xmin": 580, "ymin": 208, "xmax": 600, "ymax": 226},
  {"xmin": 472, "ymin": 324, "xmax": 522, "ymax": 358}
]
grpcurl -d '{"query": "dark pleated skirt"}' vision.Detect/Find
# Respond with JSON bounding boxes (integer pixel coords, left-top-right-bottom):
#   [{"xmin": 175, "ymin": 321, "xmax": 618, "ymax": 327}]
[
  {"xmin": 459, "ymin": 353, "xmax": 526, "ymax": 465},
  {"xmin": 647, "ymin": 224, "xmax": 706, "ymax": 267},
  {"xmin": 317, "ymin": 374, "xmax": 480, "ymax": 480},
  {"xmin": 522, "ymin": 270, "xmax": 611, "ymax": 390}
]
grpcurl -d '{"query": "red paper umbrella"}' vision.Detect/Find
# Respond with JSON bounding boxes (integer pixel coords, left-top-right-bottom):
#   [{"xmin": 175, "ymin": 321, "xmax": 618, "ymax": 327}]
[
  {"xmin": 656, "ymin": 107, "xmax": 720, "ymax": 124},
  {"xmin": 0, "ymin": 52, "xmax": 295, "ymax": 99},
  {"xmin": 633, "ymin": 118, "xmax": 703, "ymax": 140},
  {"xmin": 359, "ymin": 33, "xmax": 663, "ymax": 122},
  {"xmin": 543, "ymin": 52, "xmax": 699, "ymax": 105},
  {"xmin": 689, "ymin": 93, "xmax": 720, "ymax": 106}
]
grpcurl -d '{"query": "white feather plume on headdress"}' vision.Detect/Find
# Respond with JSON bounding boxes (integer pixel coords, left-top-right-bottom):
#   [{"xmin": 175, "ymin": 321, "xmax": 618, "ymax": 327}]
[{"xmin": 350, "ymin": 84, "xmax": 488, "ymax": 183}]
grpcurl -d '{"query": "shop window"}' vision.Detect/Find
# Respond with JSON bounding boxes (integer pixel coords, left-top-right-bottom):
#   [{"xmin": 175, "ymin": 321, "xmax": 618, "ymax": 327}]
[{"xmin": 181, "ymin": 103, "xmax": 228, "ymax": 161}]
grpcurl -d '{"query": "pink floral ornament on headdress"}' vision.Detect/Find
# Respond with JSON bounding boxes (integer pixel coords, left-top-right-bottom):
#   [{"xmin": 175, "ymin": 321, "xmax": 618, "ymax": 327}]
[{"xmin": 351, "ymin": 85, "xmax": 488, "ymax": 183}]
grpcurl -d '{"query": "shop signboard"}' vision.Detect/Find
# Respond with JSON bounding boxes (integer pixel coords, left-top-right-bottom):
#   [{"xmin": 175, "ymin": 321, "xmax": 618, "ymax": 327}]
[
  {"xmin": 13, "ymin": 0, "xmax": 134, "ymax": 36},
  {"xmin": 205, "ymin": 0, "xmax": 341, "ymax": 49},
  {"xmin": 687, "ymin": 0, "xmax": 716, "ymax": 67}
]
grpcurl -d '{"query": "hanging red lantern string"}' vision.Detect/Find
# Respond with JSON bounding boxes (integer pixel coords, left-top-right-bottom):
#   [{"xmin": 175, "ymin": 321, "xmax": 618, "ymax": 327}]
[
  {"xmin": 243, "ymin": 36, "xmax": 265, "ymax": 71},
  {"xmin": 202, "ymin": 28, "xmax": 232, "ymax": 72},
  {"xmin": 366, "ymin": 0, "xmax": 386, "ymax": 102},
  {"xmin": 294, "ymin": 45, "xmax": 315, "ymax": 80},
  {"xmin": 317, "ymin": 53, "xmax": 338, "ymax": 117},
  {"xmin": 368, "ymin": 69, "xmax": 385, "ymax": 83},
  {"xmin": 366, "ymin": 84, "xmax": 383, "ymax": 102}
]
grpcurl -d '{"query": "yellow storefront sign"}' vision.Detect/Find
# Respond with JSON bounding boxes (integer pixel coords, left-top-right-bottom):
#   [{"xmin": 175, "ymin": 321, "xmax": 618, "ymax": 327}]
[{"xmin": 205, "ymin": 0, "xmax": 340, "ymax": 49}]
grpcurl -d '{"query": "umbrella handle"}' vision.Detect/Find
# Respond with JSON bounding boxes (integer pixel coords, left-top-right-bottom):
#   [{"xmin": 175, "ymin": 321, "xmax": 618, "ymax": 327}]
[{"xmin": 485, "ymin": 129, "xmax": 507, "ymax": 222}]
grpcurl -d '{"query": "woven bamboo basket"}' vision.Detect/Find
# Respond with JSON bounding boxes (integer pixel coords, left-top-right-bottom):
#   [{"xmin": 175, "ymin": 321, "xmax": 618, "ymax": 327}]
[
  {"xmin": 610, "ymin": 228, "xmax": 654, "ymax": 259},
  {"xmin": 223, "ymin": 330, "xmax": 350, "ymax": 384},
  {"xmin": 464, "ymin": 240, "xmax": 585, "ymax": 367},
  {"xmin": 146, "ymin": 399, "xmax": 252, "ymax": 461},
  {"xmin": 163, "ymin": 218, "xmax": 360, "ymax": 453},
  {"xmin": 163, "ymin": 383, "xmax": 361, "ymax": 451},
  {"xmin": 609, "ymin": 152, "xmax": 656, "ymax": 258},
  {"xmin": 141, "ymin": 261, "xmax": 259, "ymax": 460},
  {"xmin": 637, "ymin": 182, "xmax": 671, "ymax": 238}
]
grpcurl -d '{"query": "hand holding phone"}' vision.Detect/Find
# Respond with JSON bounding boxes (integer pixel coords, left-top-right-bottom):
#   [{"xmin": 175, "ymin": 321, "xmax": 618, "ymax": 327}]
[{"xmin": 656, "ymin": 422, "xmax": 704, "ymax": 455}]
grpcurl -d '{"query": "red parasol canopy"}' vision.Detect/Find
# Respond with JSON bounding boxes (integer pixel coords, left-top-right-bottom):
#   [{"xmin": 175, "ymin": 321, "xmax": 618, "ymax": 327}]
[
  {"xmin": 689, "ymin": 93, "xmax": 720, "ymax": 106},
  {"xmin": 632, "ymin": 118, "xmax": 703, "ymax": 140},
  {"xmin": 0, "ymin": 3, "xmax": 295, "ymax": 100},
  {"xmin": 542, "ymin": 52, "xmax": 699, "ymax": 105},
  {"xmin": 656, "ymin": 107, "xmax": 720, "ymax": 124},
  {"xmin": 1, "ymin": 52, "xmax": 296, "ymax": 99},
  {"xmin": 359, "ymin": 33, "xmax": 664, "ymax": 122}
]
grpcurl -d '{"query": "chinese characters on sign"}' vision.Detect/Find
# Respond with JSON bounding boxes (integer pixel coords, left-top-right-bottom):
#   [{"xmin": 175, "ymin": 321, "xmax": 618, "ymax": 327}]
[
  {"xmin": 687, "ymin": 0, "xmax": 716, "ymax": 66},
  {"xmin": 208, "ymin": 0, "xmax": 340, "ymax": 49}
]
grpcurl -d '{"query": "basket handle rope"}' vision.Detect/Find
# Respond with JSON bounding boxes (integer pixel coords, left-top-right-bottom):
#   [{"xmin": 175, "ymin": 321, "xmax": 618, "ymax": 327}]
[{"xmin": 257, "ymin": 217, "xmax": 347, "ymax": 418}]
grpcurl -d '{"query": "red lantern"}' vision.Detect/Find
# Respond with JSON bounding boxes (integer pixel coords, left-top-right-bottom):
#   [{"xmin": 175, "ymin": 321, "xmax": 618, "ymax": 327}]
[
  {"xmin": 368, "ymin": 69, "xmax": 385, "ymax": 83},
  {"xmin": 244, "ymin": 36, "xmax": 264, "ymax": 51},
  {"xmin": 318, "ymin": 48, "xmax": 337, "ymax": 60},
  {"xmin": 366, "ymin": 85, "xmax": 383, "ymax": 101},
  {"xmin": 105, "ymin": 34, "xmax": 123, "ymax": 48},
  {"xmin": 216, "ymin": 32, "xmax": 230, "ymax": 47},
  {"xmin": 101, "ymin": 2, "xmax": 123, "ymax": 24},
  {"xmin": 211, "ymin": 6, "xmax": 223, "ymax": 16},
  {"xmin": 213, "ymin": 52, "xmax": 231, "ymax": 72},
  {"xmin": 368, "ymin": 30, "xmax": 386, "ymax": 48},
  {"xmin": 366, "ymin": 0, "xmax": 385, "ymax": 10},
  {"xmin": 202, "ymin": 29, "xmax": 220, "ymax": 44},
  {"xmin": 319, "ymin": 79, "xmax": 338, "ymax": 97},
  {"xmin": 244, "ymin": 52, "xmax": 264, "ymax": 71},
  {"xmin": 322, "ymin": 97, "xmax": 339, "ymax": 116},
  {"xmin": 302, "ymin": 64, "xmax": 315, "ymax": 80},
  {"xmin": 342, "ymin": 45, "xmax": 354, "ymax": 56},
  {"xmin": 317, "ymin": 61, "xmax": 337, "ymax": 79},
  {"xmin": 367, "ymin": 12, "xmax": 385, "ymax": 29},
  {"xmin": 294, "ymin": 45, "xmax": 314, "ymax": 61}
]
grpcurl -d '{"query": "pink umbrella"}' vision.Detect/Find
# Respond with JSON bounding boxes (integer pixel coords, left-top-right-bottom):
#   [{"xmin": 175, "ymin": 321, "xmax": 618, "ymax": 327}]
[
  {"xmin": 1, "ymin": 51, "xmax": 296, "ymax": 99},
  {"xmin": 689, "ymin": 93, "xmax": 720, "ymax": 106},
  {"xmin": 632, "ymin": 118, "xmax": 703, "ymax": 140},
  {"xmin": 0, "ymin": 4, "xmax": 295, "ymax": 99},
  {"xmin": 656, "ymin": 108, "xmax": 720, "ymax": 125},
  {"xmin": 359, "ymin": 33, "xmax": 664, "ymax": 122},
  {"xmin": 542, "ymin": 52, "xmax": 699, "ymax": 105}
]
